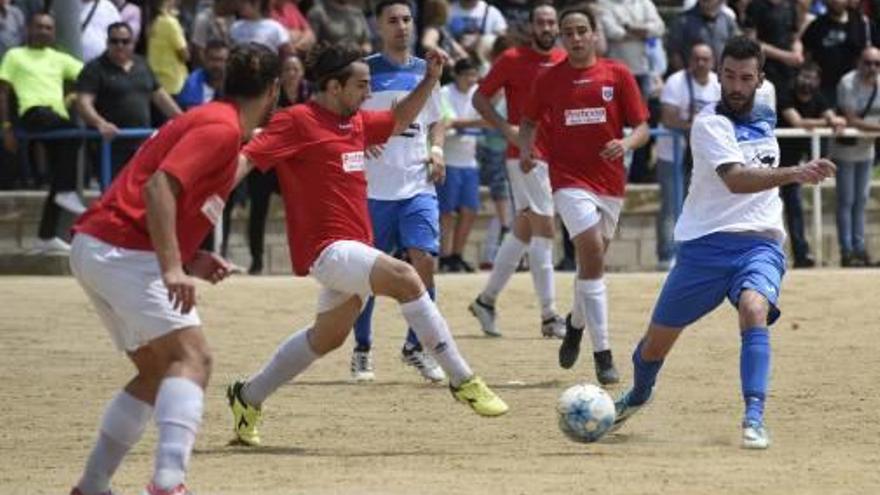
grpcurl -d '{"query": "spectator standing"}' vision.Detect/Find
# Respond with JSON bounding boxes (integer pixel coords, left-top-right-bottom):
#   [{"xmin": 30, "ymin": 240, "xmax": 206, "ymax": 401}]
[
  {"xmin": 77, "ymin": 22, "xmax": 182, "ymax": 179},
  {"xmin": 778, "ymin": 63, "xmax": 846, "ymax": 268},
  {"xmin": 830, "ymin": 47, "xmax": 880, "ymax": 266},
  {"xmin": 490, "ymin": 0, "xmax": 532, "ymax": 45},
  {"xmin": 447, "ymin": 0, "xmax": 507, "ymax": 58},
  {"xmin": 0, "ymin": 13, "xmax": 84, "ymax": 253},
  {"xmin": 420, "ymin": 0, "xmax": 469, "ymax": 64},
  {"xmin": 231, "ymin": 0, "xmax": 294, "ymax": 56},
  {"xmin": 270, "ymin": 0, "xmax": 315, "ymax": 55},
  {"xmin": 667, "ymin": 0, "xmax": 739, "ymax": 71},
  {"xmin": 111, "ymin": 0, "xmax": 141, "ymax": 40},
  {"xmin": 656, "ymin": 43, "xmax": 720, "ymax": 269},
  {"xmin": 307, "ymin": 0, "xmax": 372, "ymax": 54},
  {"xmin": 191, "ymin": 0, "xmax": 236, "ymax": 66},
  {"xmin": 802, "ymin": 0, "xmax": 880, "ymax": 106},
  {"xmin": 177, "ymin": 39, "xmax": 229, "ymax": 109},
  {"xmin": 438, "ymin": 58, "xmax": 487, "ymax": 272},
  {"xmin": 148, "ymin": 0, "xmax": 189, "ymax": 96},
  {"xmin": 81, "ymin": 0, "xmax": 122, "ymax": 62},
  {"xmin": 0, "ymin": 0, "xmax": 26, "ymax": 59},
  {"xmin": 745, "ymin": 0, "xmax": 803, "ymax": 100}
]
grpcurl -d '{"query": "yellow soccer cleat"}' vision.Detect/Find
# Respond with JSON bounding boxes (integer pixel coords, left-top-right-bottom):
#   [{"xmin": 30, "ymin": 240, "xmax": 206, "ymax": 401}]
[
  {"xmin": 450, "ymin": 376, "xmax": 509, "ymax": 417},
  {"xmin": 227, "ymin": 380, "xmax": 262, "ymax": 446}
]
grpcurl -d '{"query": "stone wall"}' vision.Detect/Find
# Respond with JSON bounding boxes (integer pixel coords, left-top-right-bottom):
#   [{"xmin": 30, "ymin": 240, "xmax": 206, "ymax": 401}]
[{"xmin": 1, "ymin": 183, "xmax": 878, "ymax": 274}]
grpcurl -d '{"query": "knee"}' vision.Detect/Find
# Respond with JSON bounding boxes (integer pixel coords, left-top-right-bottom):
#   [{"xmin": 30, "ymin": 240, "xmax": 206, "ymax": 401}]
[
  {"xmin": 390, "ymin": 262, "xmax": 425, "ymax": 301},
  {"xmin": 738, "ymin": 297, "xmax": 769, "ymax": 329}
]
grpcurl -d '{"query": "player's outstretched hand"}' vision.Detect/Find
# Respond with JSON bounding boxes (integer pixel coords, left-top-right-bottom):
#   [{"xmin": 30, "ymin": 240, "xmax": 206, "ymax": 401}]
[
  {"xmin": 520, "ymin": 155, "xmax": 537, "ymax": 174},
  {"xmin": 600, "ymin": 138, "xmax": 628, "ymax": 162},
  {"xmin": 424, "ymin": 49, "xmax": 450, "ymax": 81},
  {"xmin": 428, "ymin": 149, "xmax": 446, "ymax": 184},
  {"xmin": 796, "ymin": 158, "xmax": 836, "ymax": 185},
  {"xmin": 186, "ymin": 250, "xmax": 234, "ymax": 285},
  {"xmin": 162, "ymin": 267, "xmax": 198, "ymax": 314}
]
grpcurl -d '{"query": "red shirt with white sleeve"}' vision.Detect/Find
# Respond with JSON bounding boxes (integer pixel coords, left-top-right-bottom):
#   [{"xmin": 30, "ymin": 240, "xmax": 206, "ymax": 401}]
[
  {"xmin": 242, "ymin": 101, "xmax": 396, "ymax": 276},
  {"xmin": 476, "ymin": 45, "xmax": 566, "ymax": 160},
  {"xmin": 522, "ymin": 57, "xmax": 648, "ymax": 197},
  {"xmin": 73, "ymin": 101, "xmax": 242, "ymax": 262}
]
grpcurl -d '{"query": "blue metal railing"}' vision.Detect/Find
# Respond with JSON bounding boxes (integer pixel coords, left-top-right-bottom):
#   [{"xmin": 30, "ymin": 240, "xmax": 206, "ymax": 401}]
[{"xmin": 15, "ymin": 127, "xmax": 155, "ymax": 191}]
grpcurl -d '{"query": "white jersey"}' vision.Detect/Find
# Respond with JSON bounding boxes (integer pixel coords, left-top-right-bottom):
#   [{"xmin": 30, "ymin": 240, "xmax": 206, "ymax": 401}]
[
  {"xmin": 674, "ymin": 102, "xmax": 786, "ymax": 242},
  {"xmin": 362, "ymin": 53, "xmax": 443, "ymax": 200},
  {"xmin": 657, "ymin": 70, "xmax": 720, "ymax": 162},
  {"xmin": 440, "ymin": 83, "xmax": 480, "ymax": 168}
]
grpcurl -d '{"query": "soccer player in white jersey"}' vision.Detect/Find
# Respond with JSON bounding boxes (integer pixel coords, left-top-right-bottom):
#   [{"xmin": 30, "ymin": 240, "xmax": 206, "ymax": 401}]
[
  {"xmin": 349, "ymin": 0, "xmax": 448, "ymax": 383},
  {"xmin": 610, "ymin": 36, "xmax": 836, "ymax": 449}
]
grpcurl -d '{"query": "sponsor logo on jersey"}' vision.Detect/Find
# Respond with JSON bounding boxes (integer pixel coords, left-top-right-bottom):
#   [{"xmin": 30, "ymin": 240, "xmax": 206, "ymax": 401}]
[
  {"xmin": 564, "ymin": 107, "xmax": 607, "ymax": 126},
  {"xmin": 342, "ymin": 151, "xmax": 366, "ymax": 172}
]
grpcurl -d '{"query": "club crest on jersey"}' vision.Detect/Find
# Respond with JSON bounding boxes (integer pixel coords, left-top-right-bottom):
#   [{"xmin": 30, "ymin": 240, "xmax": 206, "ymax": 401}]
[
  {"xmin": 342, "ymin": 151, "xmax": 366, "ymax": 172},
  {"xmin": 602, "ymin": 86, "xmax": 614, "ymax": 102}
]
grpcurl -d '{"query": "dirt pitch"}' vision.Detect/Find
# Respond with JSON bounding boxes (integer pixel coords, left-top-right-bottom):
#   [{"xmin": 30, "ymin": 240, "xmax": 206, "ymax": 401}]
[{"xmin": 2, "ymin": 270, "xmax": 878, "ymax": 495}]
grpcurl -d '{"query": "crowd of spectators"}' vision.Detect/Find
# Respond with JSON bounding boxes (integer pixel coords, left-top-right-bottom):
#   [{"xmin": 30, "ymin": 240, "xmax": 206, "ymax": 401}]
[{"xmin": 0, "ymin": 0, "xmax": 877, "ymax": 266}]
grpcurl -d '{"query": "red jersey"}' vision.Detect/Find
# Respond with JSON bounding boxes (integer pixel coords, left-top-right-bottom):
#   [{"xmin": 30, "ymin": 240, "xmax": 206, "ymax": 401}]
[
  {"xmin": 74, "ymin": 101, "xmax": 242, "ymax": 261},
  {"xmin": 477, "ymin": 45, "xmax": 566, "ymax": 159},
  {"xmin": 242, "ymin": 101, "xmax": 396, "ymax": 276},
  {"xmin": 523, "ymin": 58, "xmax": 648, "ymax": 197}
]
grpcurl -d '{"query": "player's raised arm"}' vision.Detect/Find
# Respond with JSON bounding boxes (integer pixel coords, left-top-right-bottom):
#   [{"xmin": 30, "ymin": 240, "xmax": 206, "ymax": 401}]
[
  {"xmin": 390, "ymin": 49, "xmax": 448, "ymax": 136},
  {"xmin": 717, "ymin": 158, "xmax": 836, "ymax": 193}
]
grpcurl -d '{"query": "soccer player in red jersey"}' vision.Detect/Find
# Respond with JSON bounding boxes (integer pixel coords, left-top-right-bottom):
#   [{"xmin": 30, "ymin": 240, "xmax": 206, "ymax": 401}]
[
  {"xmin": 468, "ymin": 3, "xmax": 569, "ymax": 340},
  {"xmin": 521, "ymin": 8, "xmax": 650, "ymax": 385},
  {"xmin": 225, "ymin": 43, "xmax": 508, "ymax": 448},
  {"xmin": 68, "ymin": 44, "xmax": 281, "ymax": 495}
]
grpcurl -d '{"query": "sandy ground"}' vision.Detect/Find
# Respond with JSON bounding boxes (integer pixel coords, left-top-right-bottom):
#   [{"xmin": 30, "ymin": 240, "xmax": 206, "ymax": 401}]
[{"xmin": 1, "ymin": 270, "xmax": 879, "ymax": 495}]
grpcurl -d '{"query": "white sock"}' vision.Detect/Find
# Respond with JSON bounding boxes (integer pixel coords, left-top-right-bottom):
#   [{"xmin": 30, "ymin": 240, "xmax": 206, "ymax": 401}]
[
  {"xmin": 576, "ymin": 278, "xmax": 610, "ymax": 352},
  {"xmin": 529, "ymin": 236, "xmax": 557, "ymax": 319},
  {"xmin": 481, "ymin": 235, "xmax": 528, "ymax": 304},
  {"xmin": 400, "ymin": 293, "xmax": 473, "ymax": 387},
  {"xmin": 242, "ymin": 328, "xmax": 318, "ymax": 408},
  {"xmin": 152, "ymin": 377, "xmax": 203, "ymax": 490},
  {"xmin": 77, "ymin": 392, "xmax": 152, "ymax": 495}
]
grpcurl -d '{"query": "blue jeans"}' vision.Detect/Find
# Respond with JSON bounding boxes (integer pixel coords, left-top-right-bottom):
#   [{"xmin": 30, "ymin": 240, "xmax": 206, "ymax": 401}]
[
  {"xmin": 655, "ymin": 159, "xmax": 678, "ymax": 262},
  {"xmin": 834, "ymin": 159, "xmax": 872, "ymax": 254}
]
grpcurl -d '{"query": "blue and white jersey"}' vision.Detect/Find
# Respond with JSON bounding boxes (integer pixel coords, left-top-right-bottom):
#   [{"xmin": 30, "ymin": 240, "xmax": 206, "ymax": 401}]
[
  {"xmin": 674, "ymin": 102, "xmax": 785, "ymax": 242},
  {"xmin": 362, "ymin": 53, "xmax": 443, "ymax": 200}
]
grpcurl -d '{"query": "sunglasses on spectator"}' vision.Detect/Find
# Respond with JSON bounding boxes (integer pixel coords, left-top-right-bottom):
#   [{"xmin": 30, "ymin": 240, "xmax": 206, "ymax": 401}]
[
  {"xmin": 862, "ymin": 59, "xmax": 880, "ymax": 67},
  {"xmin": 109, "ymin": 38, "xmax": 132, "ymax": 45}
]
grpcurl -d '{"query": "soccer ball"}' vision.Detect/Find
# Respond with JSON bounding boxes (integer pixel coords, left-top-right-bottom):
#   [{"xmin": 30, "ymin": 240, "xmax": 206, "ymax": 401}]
[{"xmin": 557, "ymin": 383, "xmax": 616, "ymax": 443}]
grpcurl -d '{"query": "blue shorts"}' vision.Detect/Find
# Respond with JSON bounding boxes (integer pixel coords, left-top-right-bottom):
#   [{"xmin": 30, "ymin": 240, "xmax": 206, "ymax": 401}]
[
  {"xmin": 651, "ymin": 232, "xmax": 786, "ymax": 328},
  {"xmin": 368, "ymin": 193, "xmax": 440, "ymax": 255},
  {"xmin": 477, "ymin": 144, "xmax": 510, "ymax": 200},
  {"xmin": 437, "ymin": 166, "xmax": 480, "ymax": 213}
]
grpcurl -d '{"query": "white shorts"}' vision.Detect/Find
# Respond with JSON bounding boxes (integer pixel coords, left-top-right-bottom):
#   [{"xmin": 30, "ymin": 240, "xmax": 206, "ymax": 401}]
[
  {"xmin": 553, "ymin": 188, "xmax": 624, "ymax": 240},
  {"xmin": 310, "ymin": 240, "xmax": 382, "ymax": 314},
  {"xmin": 69, "ymin": 233, "xmax": 202, "ymax": 352},
  {"xmin": 506, "ymin": 159, "xmax": 554, "ymax": 216}
]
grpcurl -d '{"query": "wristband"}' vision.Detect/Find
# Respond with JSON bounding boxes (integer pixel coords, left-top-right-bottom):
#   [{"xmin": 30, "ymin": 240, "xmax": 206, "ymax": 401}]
[{"xmin": 430, "ymin": 145, "xmax": 444, "ymax": 158}]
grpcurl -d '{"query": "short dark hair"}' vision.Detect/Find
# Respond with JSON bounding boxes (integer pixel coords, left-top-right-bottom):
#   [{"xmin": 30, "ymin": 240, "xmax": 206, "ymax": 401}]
[
  {"xmin": 107, "ymin": 21, "xmax": 132, "ymax": 38},
  {"xmin": 721, "ymin": 35, "xmax": 765, "ymax": 70},
  {"xmin": 799, "ymin": 60, "xmax": 821, "ymax": 76},
  {"xmin": 374, "ymin": 0, "xmax": 412, "ymax": 18},
  {"xmin": 224, "ymin": 43, "xmax": 281, "ymax": 98},
  {"xmin": 528, "ymin": 1, "xmax": 555, "ymax": 23},
  {"xmin": 205, "ymin": 39, "xmax": 230, "ymax": 53},
  {"xmin": 305, "ymin": 42, "xmax": 364, "ymax": 91},
  {"xmin": 559, "ymin": 7, "xmax": 597, "ymax": 31},
  {"xmin": 453, "ymin": 58, "xmax": 476, "ymax": 74}
]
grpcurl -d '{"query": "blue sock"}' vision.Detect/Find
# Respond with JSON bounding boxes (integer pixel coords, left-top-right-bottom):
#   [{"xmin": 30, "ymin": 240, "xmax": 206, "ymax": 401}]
[
  {"xmin": 404, "ymin": 286, "xmax": 434, "ymax": 350},
  {"xmin": 630, "ymin": 339, "xmax": 664, "ymax": 406},
  {"xmin": 740, "ymin": 327, "xmax": 770, "ymax": 425},
  {"xmin": 353, "ymin": 296, "xmax": 375, "ymax": 351}
]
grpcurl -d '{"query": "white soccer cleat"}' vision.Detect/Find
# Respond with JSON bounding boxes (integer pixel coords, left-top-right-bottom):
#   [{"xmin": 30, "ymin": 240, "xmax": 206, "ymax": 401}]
[
  {"xmin": 401, "ymin": 347, "xmax": 446, "ymax": 383},
  {"xmin": 468, "ymin": 297, "xmax": 500, "ymax": 337},
  {"xmin": 541, "ymin": 314, "xmax": 566, "ymax": 339},
  {"xmin": 742, "ymin": 420, "xmax": 770, "ymax": 450},
  {"xmin": 350, "ymin": 349, "xmax": 375, "ymax": 382}
]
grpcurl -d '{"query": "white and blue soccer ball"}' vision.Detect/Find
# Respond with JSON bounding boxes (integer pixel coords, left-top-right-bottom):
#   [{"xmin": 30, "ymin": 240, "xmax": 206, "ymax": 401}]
[{"xmin": 557, "ymin": 383, "xmax": 616, "ymax": 443}]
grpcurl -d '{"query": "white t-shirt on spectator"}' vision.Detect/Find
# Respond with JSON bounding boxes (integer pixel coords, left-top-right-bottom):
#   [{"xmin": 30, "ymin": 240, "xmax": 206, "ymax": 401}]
[
  {"xmin": 230, "ymin": 18, "xmax": 290, "ymax": 53},
  {"xmin": 441, "ymin": 83, "xmax": 481, "ymax": 168},
  {"xmin": 81, "ymin": 0, "xmax": 121, "ymax": 62},
  {"xmin": 675, "ymin": 102, "xmax": 785, "ymax": 242},
  {"xmin": 830, "ymin": 69, "xmax": 880, "ymax": 162},
  {"xmin": 657, "ymin": 69, "xmax": 720, "ymax": 162},
  {"xmin": 755, "ymin": 79, "xmax": 776, "ymax": 112},
  {"xmin": 448, "ymin": 1, "xmax": 507, "ymax": 38}
]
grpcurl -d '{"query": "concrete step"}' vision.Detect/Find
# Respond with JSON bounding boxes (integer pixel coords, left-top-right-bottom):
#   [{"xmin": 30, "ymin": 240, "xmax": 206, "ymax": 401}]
[{"xmin": 0, "ymin": 253, "xmax": 71, "ymax": 275}]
